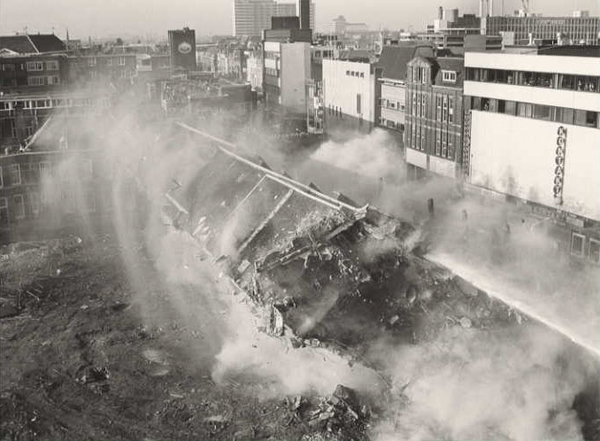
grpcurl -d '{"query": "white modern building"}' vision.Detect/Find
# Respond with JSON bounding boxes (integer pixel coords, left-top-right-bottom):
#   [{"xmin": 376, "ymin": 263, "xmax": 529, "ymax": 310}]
[
  {"xmin": 463, "ymin": 51, "xmax": 600, "ymax": 230},
  {"xmin": 233, "ymin": 0, "xmax": 297, "ymax": 37},
  {"xmin": 323, "ymin": 59, "xmax": 380, "ymax": 132},
  {"xmin": 263, "ymin": 41, "xmax": 311, "ymax": 114}
]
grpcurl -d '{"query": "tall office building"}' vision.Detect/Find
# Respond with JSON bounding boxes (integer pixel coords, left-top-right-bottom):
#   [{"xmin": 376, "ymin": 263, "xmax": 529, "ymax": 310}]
[
  {"xmin": 233, "ymin": 0, "xmax": 297, "ymax": 37},
  {"xmin": 296, "ymin": 0, "xmax": 316, "ymax": 31}
]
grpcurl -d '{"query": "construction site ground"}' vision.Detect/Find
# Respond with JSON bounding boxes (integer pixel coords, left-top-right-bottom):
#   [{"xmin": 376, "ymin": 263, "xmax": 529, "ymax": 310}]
[
  {"xmin": 2, "ymin": 233, "xmax": 599, "ymax": 441},
  {"xmin": 0, "ymin": 237, "xmax": 329, "ymax": 441}
]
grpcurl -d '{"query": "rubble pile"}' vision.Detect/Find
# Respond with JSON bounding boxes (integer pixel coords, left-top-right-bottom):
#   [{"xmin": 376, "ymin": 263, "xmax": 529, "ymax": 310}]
[{"xmin": 286, "ymin": 385, "xmax": 371, "ymax": 441}]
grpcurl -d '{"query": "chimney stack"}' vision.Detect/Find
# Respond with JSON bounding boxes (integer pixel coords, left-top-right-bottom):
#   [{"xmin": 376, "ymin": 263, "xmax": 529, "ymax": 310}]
[
  {"xmin": 438, "ymin": 6, "xmax": 443, "ymax": 20},
  {"xmin": 489, "ymin": 0, "xmax": 494, "ymax": 16},
  {"xmin": 479, "ymin": 0, "xmax": 485, "ymax": 17}
]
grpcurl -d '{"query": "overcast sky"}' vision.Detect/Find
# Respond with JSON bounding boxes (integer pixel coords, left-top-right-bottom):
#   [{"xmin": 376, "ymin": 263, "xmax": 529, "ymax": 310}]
[{"xmin": 1, "ymin": 0, "xmax": 598, "ymax": 40}]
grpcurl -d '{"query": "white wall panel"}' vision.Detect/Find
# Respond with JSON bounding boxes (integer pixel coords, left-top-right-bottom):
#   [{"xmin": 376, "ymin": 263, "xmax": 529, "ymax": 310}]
[{"xmin": 469, "ymin": 110, "xmax": 600, "ymax": 221}]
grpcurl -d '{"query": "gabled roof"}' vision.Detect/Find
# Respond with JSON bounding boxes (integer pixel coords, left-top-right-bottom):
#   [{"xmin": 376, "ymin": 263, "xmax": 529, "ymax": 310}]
[
  {"xmin": 0, "ymin": 34, "xmax": 65, "ymax": 54},
  {"xmin": 0, "ymin": 35, "xmax": 37, "ymax": 53},
  {"xmin": 378, "ymin": 44, "xmax": 435, "ymax": 81},
  {"xmin": 28, "ymin": 34, "xmax": 66, "ymax": 52}
]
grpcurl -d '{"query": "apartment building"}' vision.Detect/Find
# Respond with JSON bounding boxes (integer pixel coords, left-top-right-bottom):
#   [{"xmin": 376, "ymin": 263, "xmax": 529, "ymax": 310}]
[
  {"xmin": 404, "ymin": 56, "xmax": 465, "ymax": 179},
  {"xmin": 463, "ymin": 51, "xmax": 600, "ymax": 262},
  {"xmin": 377, "ymin": 44, "xmax": 434, "ymax": 143},
  {"xmin": 0, "ymin": 93, "xmax": 111, "ymax": 150},
  {"xmin": 0, "ymin": 54, "xmax": 69, "ymax": 89}
]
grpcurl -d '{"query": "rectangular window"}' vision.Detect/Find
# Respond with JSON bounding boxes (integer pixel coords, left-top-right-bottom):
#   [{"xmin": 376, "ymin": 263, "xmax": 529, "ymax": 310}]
[
  {"xmin": 442, "ymin": 70, "xmax": 457, "ymax": 82},
  {"xmin": 533, "ymin": 105, "xmax": 551, "ymax": 121},
  {"xmin": 9, "ymin": 164, "xmax": 21, "ymax": 186},
  {"xmin": 87, "ymin": 57, "xmax": 97, "ymax": 66},
  {"xmin": 449, "ymin": 97, "xmax": 454, "ymax": 122},
  {"xmin": 45, "ymin": 60, "xmax": 59, "ymax": 71},
  {"xmin": 443, "ymin": 97, "xmax": 448, "ymax": 122},
  {"xmin": 584, "ymin": 111, "xmax": 597, "ymax": 127},
  {"xmin": 26, "ymin": 61, "xmax": 44, "ymax": 71},
  {"xmin": 517, "ymin": 102, "xmax": 533, "ymax": 118},
  {"xmin": 574, "ymin": 110, "xmax": 588, "ymax": 126},
  {"xmin": 442, "ymin": 132, "xmax": 448, "ymax": 157},
  {"xmin": 0, "ymin": 166, "xmax": 3, "ymax": 188},
  {"xmin": 498, "ymin": 100, "xmax": 506, "ymax": 114},
  {"xmin": 571, "ymin": 233, "xmax": 585, "ymax": 257},
  {"xmin": 356, "ymin": 93, "xmax": 362, "ymax": 114},
  {"xmin": 107, "ymin": 58, "xmax": 113, "ymax": 66},
  {"xmin": 30, "ymin": 192, "xmax": 40, "ymax": 216},
  {"xmin": 39, "ymin": 161, "xmax": 51, "ymax": 176},
  {"xmin": 14, "ymin": 195, "xmax": 25, "ymax": 219},
  {"xmin": 0, "ymin": 197, "xmax": 8, "ymax": 225},
  {"xmin": 27, "ymin": 76, "xmax": 46, "ymax": 86},
  {"xmin": 589, "ymin": 239, "xmax": 600, "ymax": 264},
  {"xmin": 556, "ymin": 107, "xmax": 574, "ymax": 125}
]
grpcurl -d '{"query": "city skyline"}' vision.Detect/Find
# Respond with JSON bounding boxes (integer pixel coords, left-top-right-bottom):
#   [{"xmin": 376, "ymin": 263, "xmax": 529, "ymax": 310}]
[{"xmin": 1, "ymin": 0, "xmax": 599, "ymax": 39}]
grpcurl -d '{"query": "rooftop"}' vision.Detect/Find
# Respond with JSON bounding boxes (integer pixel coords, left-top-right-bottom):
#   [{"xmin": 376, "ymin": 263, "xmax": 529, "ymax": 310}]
[
  {"xmin": 0, "ymin": 34, "xmax": 66, "ymax": 54},
  {"xmin": 378, "ymin": 44, "xmax": 435, "ymax": 81}
]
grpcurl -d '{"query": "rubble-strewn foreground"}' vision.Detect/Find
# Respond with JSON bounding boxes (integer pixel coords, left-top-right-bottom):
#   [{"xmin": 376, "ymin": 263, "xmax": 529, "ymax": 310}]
[{"xmin": 1, "ymin": 125, "xmax": 599, "ymax": 441}]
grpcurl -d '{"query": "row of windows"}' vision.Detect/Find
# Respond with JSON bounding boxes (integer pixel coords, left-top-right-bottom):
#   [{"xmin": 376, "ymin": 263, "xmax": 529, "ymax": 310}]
[
  {"xmin": 27, "ymin": 76, "xmax": 60, "ymax": 86},
  {"xmin": 571, "ymin": 233, "xmax": 600, "ymax": 265},
  {"xmin": 1, "ymin": 97, "xmax": 111, "ymax": 112},
  {"xmin": 0, "ymin": 161, "xmax": 93, "ymax": 189},
  {"xmin": 441, "ymin": 70, "xmax": 457, "ymax": 83},
  {"xmin": 0, "ymin": 191, "xmax": 97, "ymax": 225},
  {"xmin": 26, "ymin": 61, "xmax": 60, "ymax": 72},
  {"xmin": 84, "ymin": 56, "xmax": 128, "ymax": 67},
  {"xmin": 407, "ymin": 123, "xmax": 457, "ymax": 160},
  {"xmin": 435, "ymin": 94, "xmax": 455, "ymax": 123},
  {"xmin": 313, "ymin": 50, "xmax": 334, "ymax": 59},
  {"xmin": 346, "ymin": 70, "xmax": 365, "ymax": 78},
  {"xmin": 265, "ymin": 67, "xmax": 278, "ymax": 78},
  {"xmin": 380, "ymin": 98, "xmax": 405, "ymax": 111},
  {"xmin": 378, "ymin": 118, "xmax": 404, "ymax": 131},
  {"xmin": 468, "ymin": 96, "xmax": 600, "ymax": 129},
  {"xmin": 0, "ymin": 163, "xmax": 53, "ymax": 188},
  {"xmin": 2, "ymin": 57, "xmax": 129, "ymax": 73},
  {"xmin": 410, "ymin": 92, "xmax": 456, "ymax": 123},
  {"xmin": 466, "ymin": 68, "xmax": 599, "ymax": 93},
  {"xmin": 87, "ymin": 69, "xmax": 132, "ymax": 79}
]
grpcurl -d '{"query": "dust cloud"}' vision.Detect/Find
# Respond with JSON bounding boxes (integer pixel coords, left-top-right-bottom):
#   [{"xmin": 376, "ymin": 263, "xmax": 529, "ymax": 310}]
[
  {"xmin": 370, "ymin": 324, "xmax": 596, "ymax": 441},
  {"xmin": 32, "ymin": 103, "xmax": 599, "ymax": 440},
  {"xmin": 34, "ymin": 106, "xmax": 386, "ymax": 400}
]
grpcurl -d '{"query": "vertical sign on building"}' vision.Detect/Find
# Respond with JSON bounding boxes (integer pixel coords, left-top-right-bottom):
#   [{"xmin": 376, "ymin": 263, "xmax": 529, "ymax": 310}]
[
  {"xmin": 553, "ymin": 126, "xmax": 567, "ymax": 205},
  {"xmin": 168, "ymin": 28, "xmax": 197, "ymax": 71}
]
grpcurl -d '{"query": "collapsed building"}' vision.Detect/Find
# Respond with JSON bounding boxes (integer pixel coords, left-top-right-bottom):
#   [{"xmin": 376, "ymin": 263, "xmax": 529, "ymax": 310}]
[{"xmin": 157, "ymin": 122, "xmax": 599, "ymax": 441}]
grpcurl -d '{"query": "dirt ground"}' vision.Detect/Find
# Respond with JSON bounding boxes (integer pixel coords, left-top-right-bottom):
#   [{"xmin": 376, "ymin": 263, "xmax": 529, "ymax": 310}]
[{"xmin": 0, "ymin": 237, "xmax": 354, "ymax": 441}]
